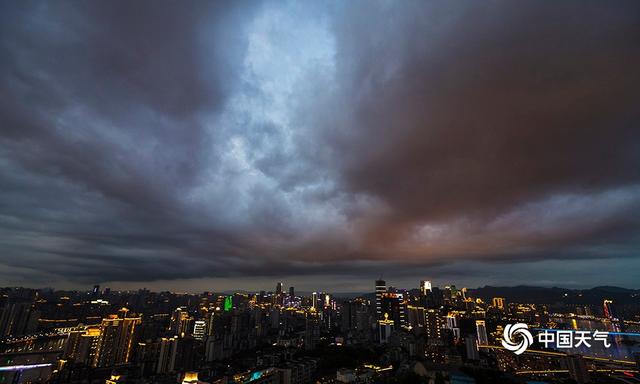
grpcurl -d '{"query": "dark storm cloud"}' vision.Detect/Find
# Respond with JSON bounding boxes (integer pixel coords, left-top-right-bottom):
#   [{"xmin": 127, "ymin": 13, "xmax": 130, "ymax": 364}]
[
  {"xmin": 306, "ymin": 0, "xmax": 640, "ymax": 260},
  {"xmin": 1, "ymin": 0, "xmax": 639, "ymax": 289}
]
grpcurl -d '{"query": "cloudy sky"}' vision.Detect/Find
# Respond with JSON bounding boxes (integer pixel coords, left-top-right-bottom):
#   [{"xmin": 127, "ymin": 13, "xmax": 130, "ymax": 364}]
[{"xmin": 1, "ymin": 1, "xmax": 639, "ymax": 292}]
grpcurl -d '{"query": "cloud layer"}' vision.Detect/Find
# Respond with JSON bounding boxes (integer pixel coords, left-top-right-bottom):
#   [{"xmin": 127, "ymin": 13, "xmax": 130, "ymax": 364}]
[{"xmin": 1, "ymin": 1, "xmax": 639, "ymax": 290}]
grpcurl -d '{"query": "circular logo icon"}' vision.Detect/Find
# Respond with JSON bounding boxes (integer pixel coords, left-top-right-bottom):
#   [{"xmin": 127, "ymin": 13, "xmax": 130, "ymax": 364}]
[{"xmin": 501, "ymin": 323, "xmax": 533, "ymax": 355}]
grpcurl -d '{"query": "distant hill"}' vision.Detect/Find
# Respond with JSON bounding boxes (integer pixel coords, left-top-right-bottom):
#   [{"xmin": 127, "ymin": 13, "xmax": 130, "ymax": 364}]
[{"xmin": 470, "ymin": 285, "xmax": 640, "ymax": 305}]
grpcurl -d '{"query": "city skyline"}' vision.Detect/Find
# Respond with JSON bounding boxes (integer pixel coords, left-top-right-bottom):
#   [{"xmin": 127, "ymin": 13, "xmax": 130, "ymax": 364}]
[
  {"xmin": 2, "ymin": 1, "xmax": 640, "ymax": 291},
  {"xmin": 1, "ymin": 279, "xmax": 636, "ymax": 383}
]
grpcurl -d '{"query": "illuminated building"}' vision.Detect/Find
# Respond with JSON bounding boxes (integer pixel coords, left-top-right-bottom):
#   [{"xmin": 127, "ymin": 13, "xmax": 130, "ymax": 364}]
[
  {"xmin": 170, "ymin": 307, "xmax": 193, "ymax": 337},
  {"xmin": 446, "ymin": 314, "xmax": 457, "ymax": 329},
  {"xmin": 312, "ymin": 292, "xmax": 318, "ymax": 310},
  {"xmin": 475, "ymin": 320, "xmax": 489, "ymax": 346},
  {"xmin": 181, "ymin": 372, "xmax": 200, "ymax": 384},
  {"xmin": 420, "ymin": 280, "xmax": 432, "ymax": 296},
  {"xmin": 377, "ymin": 313, "xmax": 395, "ymax": 344},
  {"xmin": 603, "ymin": 299, "xmax": 615, "ymax": 319},
  {"xmin": 425, "ymin": 309, "xmax": 443, "ymax": 344},
  {"xmin": 192, "ymin": 320, "xmax": 206, "ymax": 341},
  {"xmin": 157, "ymin": 337, "xmax": 178, "ymax": 374},
  {"xmin": 233, "ymin": 368, "xmax": 280, "ymax": 384},
  {"xmin": 224, "ymin": 296, "xmax": 233, "ymax": 311},
  {"xmin": 375, "ymin": 279, "xmax": 386, "ymax": 320},
  {"xmin": 491, "ymin": 297, "xmax": 505, "ymax": 310},
  {"xmin": 445, "ymin": 313, "xmax": 460, "ymax": 339},
  {"xmin": 449, "ymin": 285, "xmax": 458, "ymax": 299},
  {"xmin": 93, "ymin": 308, "xmax": 141, "ymax": 368},
  {"xmin": 324, "ymin": 293, "xmax": 331, "ymax": 308},
  {"xmin": 380, "ymin": 292, "xmax": 407, "ymax": 326},
  {"xmin": 106, "ymin": 373, "xmax": 125, "ymax": 384},
  {"xmin": 64, "ymin": 326, "xmax": 101, "ymax": 365},
  {"xmin": 275, "ymin": 282, "xmax": 284, "ymax": 305}
]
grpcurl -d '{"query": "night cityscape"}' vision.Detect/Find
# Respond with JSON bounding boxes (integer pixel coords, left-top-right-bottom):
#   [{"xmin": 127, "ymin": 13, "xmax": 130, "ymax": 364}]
[
  {"xmin": 1, "ymin": 0, "xmax": 640, "ymax": 383},
  {"xmin": 1, "ymin": 282, "xmax": 640, "ymax": 383}
]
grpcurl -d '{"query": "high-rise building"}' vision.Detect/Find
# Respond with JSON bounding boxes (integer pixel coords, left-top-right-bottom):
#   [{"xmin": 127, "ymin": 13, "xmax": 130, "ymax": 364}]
[
  {"xmin": 157, "ymin": 337, "xmax": 178, "ymax": 374},
  {"xmin": 407, "ymin": 305, "xmax": 425, "ymax": 329},
  {"xmin": 304, "ymin": 313, "xmax": 320, "ymax": 351},
  {"xmin": 64, "ymin": 326, "xmax": 101, "ymax": 365},
  {"xmin": 420, "ymin": 280, "xmax": 432, "ymax": 296},
  {"xmin": 289, "ymin": 286, "xmax": 295, "ymax": 298},
  {"xmin": 375, "ymin": 280, "xmax": 386, "ymax": 320},
  {"xmin": 446, "ymin": 313, "xmax": 460, "ymax": 339},
  {"xmin": 476, "ymin": 320, "xmax": 489, "ymax": 346},
  {"xmin": 312, "ymin": 292, "xmax": 318, "ymax": 310},
  {"xmin": 0, "ymin": 301, "xmax": 39, "ymax": 337},
  {"xmin": 93, "ymin": 308, "xmax": 141, "ymax": 368},
  {"xmin": 192, "ymin": 320, "xmax": 206, "ymax": 341},
  {"xmin": 276, "ymin": 282, "xmax": 283, "ymax": 295},
  {"xmin": 170, "ymin": 307, "xmax": 193, "ymax": 337},
  {"xmin": 446, "ymin": 314, "xmax": 457, "ymax": 329},
  {"xmin": 450, "ymin": 285, "xmax": 458, "ymax": 299},
  {"xmin": 425, "ymin": 309, "xmax": 443, "ymax": 344},
  {"xmin": 377, "ymin": 313, "xmax": 395, "ymax": 344},
  {"xmin": 380, "ymin": 292, "xmax": 407, "ymax": 327},
  {"xmin": 464, "ymin": 335, "xmax": 479, "ymax": 361},
  {"xmin": 603, "ymin": 299, "xmax": 615, "ymax": 319},
  {"xmin": 443, "ymin": 286, "xmax": 452, "ymax": 304},
  {"xmin": 492, "ymin": 297, "xmax": 505, "ymax": 310}
]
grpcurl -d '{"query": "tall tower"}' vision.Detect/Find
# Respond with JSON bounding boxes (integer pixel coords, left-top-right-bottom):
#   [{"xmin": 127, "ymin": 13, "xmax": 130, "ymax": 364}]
[
  {"xmin": 304, "ymin": 312, "xmax": 320, "ymax": 351},
  {"xmin": 425, "ymin": 309, "xmax": 442, "ymax": 342},
  {"xmin": 475, "ymin": 320, "xmax": 489, "ymax": 346},
  {"xmin": 276, "ymin": 282, "xmax": 284, "ymax": 305},
  {"xmin": 377, "ymin": 313, "xmax": 395, "ymax": 344},
  {"xmin": 420, "ymin": 280, "xmax": 432, "ymax": 296},
  {"xmin": 157, "ymin": 337, "xmax": 178, "ymax": 374},
  {"xmin": 170, "ymin": 307, "xmax": 193, "ymax": 337},
  {"xmin": 603, "ymin": 299, "xmax": 614, "ymax": 319},
  {"xmin": 192, "ymin": 320, "xmax": 206, "ymax": 341},
  {"xmin": 375, "ymin": 280, "xmax": 386, "ymax": 320}
]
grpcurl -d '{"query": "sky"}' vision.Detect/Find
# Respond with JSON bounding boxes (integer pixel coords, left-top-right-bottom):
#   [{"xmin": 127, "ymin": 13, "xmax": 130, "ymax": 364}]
[{"xmin": 1, "ymin": 1, "xmax": 639, "ymax": 292}]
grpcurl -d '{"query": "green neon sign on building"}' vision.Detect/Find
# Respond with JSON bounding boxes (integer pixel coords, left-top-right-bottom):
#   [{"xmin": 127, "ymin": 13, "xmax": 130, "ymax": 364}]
[{"xmin": 224, "ymin": 296, "xmax": 232, "ymax": 311}]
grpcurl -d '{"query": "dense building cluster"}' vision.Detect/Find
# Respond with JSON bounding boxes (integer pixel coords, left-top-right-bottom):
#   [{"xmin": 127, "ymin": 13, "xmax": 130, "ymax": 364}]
[{"xmin": 0, "ymin": 283, "xmax": 639, "ymax": 384}]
